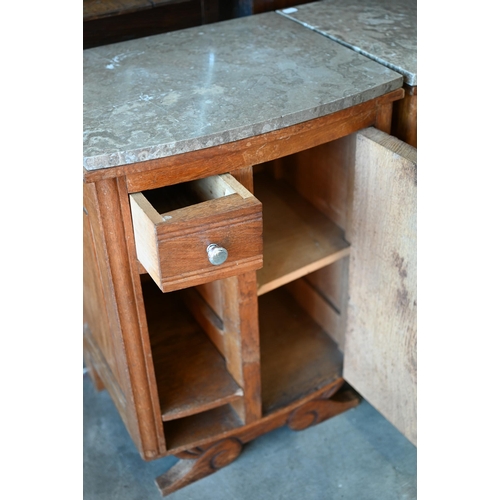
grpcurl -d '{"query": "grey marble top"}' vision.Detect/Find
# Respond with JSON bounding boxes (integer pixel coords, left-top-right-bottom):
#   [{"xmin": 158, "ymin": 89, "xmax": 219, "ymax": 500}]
[
  {"xmin": 278, "ymin": 0, "xmax": 416, "ymax": 86},
  {"xmin": 83, "ymin": 12, "xmax": 402, "ymax": 171}
]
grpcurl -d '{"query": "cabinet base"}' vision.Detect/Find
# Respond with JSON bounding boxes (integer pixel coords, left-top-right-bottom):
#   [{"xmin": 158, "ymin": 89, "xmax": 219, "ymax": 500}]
[{"xmin": 155, "ymin": 380, "xmax": 360, "ymax": 496}]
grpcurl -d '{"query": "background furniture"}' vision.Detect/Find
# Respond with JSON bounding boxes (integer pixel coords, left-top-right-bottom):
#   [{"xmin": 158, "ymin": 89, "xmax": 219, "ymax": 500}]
[
  {"xmin": 83, "ymin": 0, "xmax": 316, "ymax": 48},
  {"xmin": 279, "ymin": 0, "xmax": 417, "ymax": 147},
  {"xmin": 83, "ymin": 11, "xmax": 416, "ymax": 496}
]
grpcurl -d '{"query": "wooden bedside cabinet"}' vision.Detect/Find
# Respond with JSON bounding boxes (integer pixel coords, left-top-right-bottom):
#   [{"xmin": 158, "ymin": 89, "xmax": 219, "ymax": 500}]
[{"xmin": 83, "ymin": 11, "xmax": 416, "ymax": 496}]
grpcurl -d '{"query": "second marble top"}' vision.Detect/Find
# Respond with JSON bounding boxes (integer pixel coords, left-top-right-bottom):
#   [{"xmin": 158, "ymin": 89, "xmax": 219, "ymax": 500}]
[
  {"xmin": 278, "ymin": 0, "xmax": 417, "ymax": 86},
  {"xmin": 83, "ymin": 12, "xmax": 402, "ymax": 171}
]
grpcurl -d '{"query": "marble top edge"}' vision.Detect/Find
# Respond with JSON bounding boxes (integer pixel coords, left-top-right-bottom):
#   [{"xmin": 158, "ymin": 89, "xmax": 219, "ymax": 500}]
[
  {"xmin": 84, "ymin": 12, "xmax": 403, "ymax": 171},
  {"xmin": 83, "ymin": 77, "xmax": 402, "ymax": 170},
  {"xmin": 277, "ymin": 0, "xmax": 417, "ymax": 86}
]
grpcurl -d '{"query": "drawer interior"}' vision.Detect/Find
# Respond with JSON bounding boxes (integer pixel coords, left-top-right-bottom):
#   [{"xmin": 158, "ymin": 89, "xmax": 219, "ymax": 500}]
[{"xmin": 140, "ymin": 174, "xmax": 244, "ymax": 217}]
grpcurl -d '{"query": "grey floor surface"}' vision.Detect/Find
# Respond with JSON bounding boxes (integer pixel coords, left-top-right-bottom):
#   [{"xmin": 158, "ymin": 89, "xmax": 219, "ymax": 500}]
[{"xmin": 83, "ymin": 375, "xmax": 416, "ymax": 500}]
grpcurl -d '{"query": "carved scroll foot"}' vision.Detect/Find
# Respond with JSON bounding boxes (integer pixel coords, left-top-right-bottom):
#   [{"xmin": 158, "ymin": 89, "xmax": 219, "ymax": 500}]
[
  {"xmin": 287, "ymin": 381, "xmax": 360, "ymax": 431},
  {"xmin": 156, "ymin": 438, "xmax": 243, "ymax": 496}
]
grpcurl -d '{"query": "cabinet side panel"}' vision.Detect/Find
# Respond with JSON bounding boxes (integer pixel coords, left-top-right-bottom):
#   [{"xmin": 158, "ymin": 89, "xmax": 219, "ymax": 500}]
[
  {"xmin": 84, "ymin": 180, "xmax": 166, "ymax": 459},
  {"xmin": 344, "ymin": 128, "xmax": 416, "ymax": 446},
  {"xmin": 84, "ymin": 183, "xmax": 131, "ymax": 397}
]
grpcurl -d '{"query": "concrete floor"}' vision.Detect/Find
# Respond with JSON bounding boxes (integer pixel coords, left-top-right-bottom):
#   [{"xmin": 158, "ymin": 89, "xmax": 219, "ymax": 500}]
[{"xmin": 83, "ymin": 375, "xmax": 416, "ymax": 499}]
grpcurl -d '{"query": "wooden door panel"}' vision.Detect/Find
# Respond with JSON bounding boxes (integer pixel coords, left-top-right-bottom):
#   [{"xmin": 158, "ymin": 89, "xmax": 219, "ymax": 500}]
[{"xmin": 344, "ymin": 127, "xmax": 416, "ymax": 445}]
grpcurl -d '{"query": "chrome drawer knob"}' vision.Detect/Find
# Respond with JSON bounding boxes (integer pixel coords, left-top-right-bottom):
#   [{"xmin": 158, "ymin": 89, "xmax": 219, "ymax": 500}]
[{"xmin": 207, "ymin": 244, "xmax": 228, "ymax": 266}]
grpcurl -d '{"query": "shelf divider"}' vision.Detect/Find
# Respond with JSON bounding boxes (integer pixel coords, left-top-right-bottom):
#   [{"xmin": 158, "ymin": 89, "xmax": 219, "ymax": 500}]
[{"xmin": 142, "ymin": 279, "xmax": 243, "ymax": 422}]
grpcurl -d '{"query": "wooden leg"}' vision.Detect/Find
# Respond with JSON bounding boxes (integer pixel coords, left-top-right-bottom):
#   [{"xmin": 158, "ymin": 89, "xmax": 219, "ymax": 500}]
[
  {"xmin": 154, "ymin": 380, "xmax": 359, "ymax": 496},
  {"xmin": 156, "ymin": 438, "xmax": 243, "ymax": 496}
]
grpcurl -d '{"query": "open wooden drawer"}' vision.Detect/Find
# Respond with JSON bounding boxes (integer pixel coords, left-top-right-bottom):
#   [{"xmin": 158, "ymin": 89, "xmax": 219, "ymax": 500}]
[{"xmin": 130, "ymin": 174, "xmax": 263, "ymax": 293}]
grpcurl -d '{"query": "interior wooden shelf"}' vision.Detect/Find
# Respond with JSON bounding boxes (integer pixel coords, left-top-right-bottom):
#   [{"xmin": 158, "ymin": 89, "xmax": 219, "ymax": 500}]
[
  {"xmin": 142, "ymin": 278, "xmax": 243, "ymax": 422},
  {"xmin": 259, "ymin": 287, "xmax": 343, "ymax": 416},
  {"xmin": 164, "ymin": 404, "xmax": 243, "ymax": 451},
  {"xmin": 254, "ymin": 173, "xmax": 350, "ymax": 296}
]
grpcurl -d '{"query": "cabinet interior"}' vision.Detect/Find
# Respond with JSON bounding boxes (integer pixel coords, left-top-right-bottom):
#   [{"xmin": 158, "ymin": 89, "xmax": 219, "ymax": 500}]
[{"xmin": 137, "ymin": 135, "xmax": 355, "ymax": 451}]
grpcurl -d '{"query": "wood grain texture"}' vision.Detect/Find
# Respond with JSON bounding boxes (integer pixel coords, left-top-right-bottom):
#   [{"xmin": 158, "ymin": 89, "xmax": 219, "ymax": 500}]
[
  {"xmin": 142, "ymin": 279, "xmax": 243, "ymax": 421},
  {"xmin": 181, "ymin": 287, "xmax": 225, "ymax": 356},
  {"xmin": 164, "ymin": 404, "xmax": 244, "ymax": 451},
  {"xmin": 278, "ymin": 134, "xmax": 355, "ymax": 232},
  {"xmin": 84, "ymin": 179, "xmax": 167, "ymax": 459},
  {"xmin": 84, "ymin": 326, "xmax": 127, "ymax": 412},
  {"xmin": 259, "ymin": 287, "xmax": 343, "ymax": 415},
  {"xmin": 156, "ymin": 437, "xmax": 243, "ymax": 496},
  {"xmin": 100, "ymin": 177, "xmax": 167, "ymax": 458},
  {"xmin": 344, "ymin": 127, "xmax": 417, "ymax": 446},
  {"xmin": 222, "ymin": 273, "xmax": 262, "ymax": 423},
  {"xmin": 254, "ymin": 173, "xmax": 350, "ymax": 295},
  {"xmin": 265, "ymin": 135, "xmax": 355, "ymax": 349},
  {"xmin": 162, "ymin": 380, "xmax": 358, "ymax": 454},
  {"xmin": 302, "ymin": 257, "xmax": 350, "ymax": 351},
  {"xmin": 392, "ymin": 84, "xmax": 417, "ymax": 148},
  {"xmin": 230, "ymin": 166, "xmax": 254, "ymax": 193},
  {"xmin": 285, "ymin": 277, "xmax": 342, "ymax": 347},
  {"xmin": 157, "ymin": 379, "xmax": 350, "ymax": 497},
  {"xmin": 84, "ymin": 183, "xmax": 130, "ymax": 394},
  {"xmin": 374, "ymin": 101, "xmax": 393, "ymax": 134},
  {"xmin": 130, "ymin": 174, "xmax": 263, "ymax": 293},
  {"xmin": 83, "ymin": 88, "xmax": 404, "ymax": 186}
]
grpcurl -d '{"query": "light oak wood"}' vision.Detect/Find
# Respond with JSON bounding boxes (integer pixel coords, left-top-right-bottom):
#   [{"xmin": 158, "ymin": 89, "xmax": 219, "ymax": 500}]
[
  {"xmin": 392, "ymin": 84, "xmax": 417, "ymax": 148},
  {"xmin": 302, "ymin": 258, "xmax": 350, "ymax": 350},
  {"xmin": 162, "ymin": 380, "xmax": 357, "ymax": 455},
  {"xmin": 278, "ymin": 135, "xmax": 355, "ymax": 232},
  {"xmin": 264, "ymin": 135, "xmax": 355, "ymax": 349},
  {"xmin": 142, "ymin": 278, "xmax": 244, "ymax": 422},
  {"xmin": 157, "ymin": 381, "xmax": 359, "ymax": 497},
  {"xmin": 83, "ymin": 86, "xmax": 409, "ymax": 494},
  {"xmin": 183, "ymin": 274, "xmax": 262, "ymax": 425},
  {"xmin": 285, "ymin": 277, "xmax": 342, "ymax": 347},
  {"xmin": 130, "ymin": 174, "xmax": 263, "ymax": 292},
  {"xmin": 344, "ymin": 127, "xmax": 417, "ymax": 446},
  {"xmin": 221, "ymin": 273, "xmax": 262, "ymax": 423},
  {"xmin": 259, "ymin": 287, "xmax": 343, "ymax": 415},
  {"xmin": 254, "ymin": 173, "xmax": 350, "ymax": 295},
  {"xmin": 84, "ymin": 179, "xmax": 167, "ymax": 460},
  {"xmin": 156, "ymin": 437, "xmax": 244, "ymax": 496},
  {"xmin": 181, "ymin": 287, "xmax": 225, "ymax": 355}
]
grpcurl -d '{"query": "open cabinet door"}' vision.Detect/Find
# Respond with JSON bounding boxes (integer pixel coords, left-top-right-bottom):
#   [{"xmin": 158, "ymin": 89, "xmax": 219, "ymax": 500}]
[{"xmin": 344, "ymin": 127, "xmax": 417, "ymax": 446}]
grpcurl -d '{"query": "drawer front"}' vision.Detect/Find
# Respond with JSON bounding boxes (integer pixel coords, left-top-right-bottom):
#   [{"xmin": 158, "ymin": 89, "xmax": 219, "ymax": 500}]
[{"xmin": 130, "ymin": 174, "xmax": 263, "ymax": 292}]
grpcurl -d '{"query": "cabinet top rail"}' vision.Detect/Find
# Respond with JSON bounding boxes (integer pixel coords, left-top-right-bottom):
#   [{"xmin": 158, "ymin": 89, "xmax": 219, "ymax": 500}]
[
  {"xmin": 83, "ymin": 12, "xmax": 402, "ymax": 171},
  {"xmin": 278, "ymin": 0, "xmax": 417, "ymax": 86}
]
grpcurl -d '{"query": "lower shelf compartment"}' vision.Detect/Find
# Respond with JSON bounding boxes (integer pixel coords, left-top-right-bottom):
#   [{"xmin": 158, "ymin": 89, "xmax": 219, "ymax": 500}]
[
  {"xmin": 259, "ymin": 287, "xmax": 344, "ymax": 416},
  {"xmin": 164, "ymin": 404, "xmax": 243, "ymax": 451},
  {"xmin": 142, "ymin": 278, "xmax": 243, "ymax": 422}
]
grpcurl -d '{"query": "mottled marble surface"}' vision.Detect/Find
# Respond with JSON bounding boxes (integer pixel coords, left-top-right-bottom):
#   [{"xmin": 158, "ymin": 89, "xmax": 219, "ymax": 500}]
[
  {"xmin": 279, "ymin": 0, "xmax": 417, "ymax": 86},
  {"xmin": 84, "ymin": 12, "xmax": 402, "ymax": 171}
]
